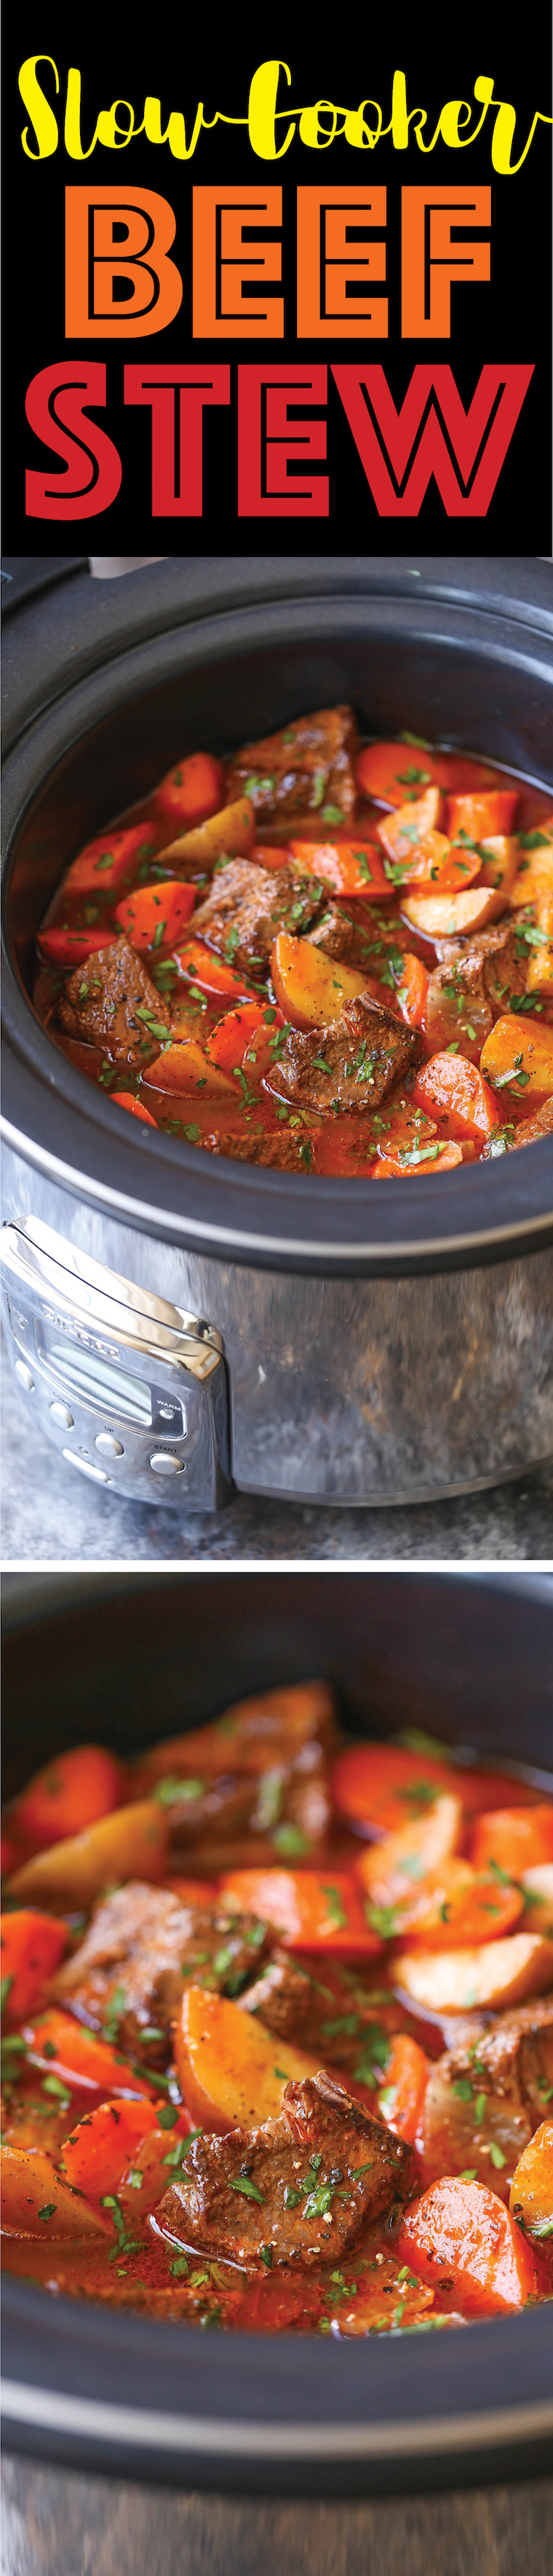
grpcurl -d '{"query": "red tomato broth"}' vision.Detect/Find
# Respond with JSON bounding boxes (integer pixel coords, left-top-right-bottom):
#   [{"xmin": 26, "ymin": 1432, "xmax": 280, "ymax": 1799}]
[{"xmin": 28, "ymin": 721, "xmax": 553, "ymax": 1177}]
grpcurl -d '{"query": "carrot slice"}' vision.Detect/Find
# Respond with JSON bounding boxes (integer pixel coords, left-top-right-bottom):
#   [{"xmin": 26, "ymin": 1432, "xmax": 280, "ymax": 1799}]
[
  {"xmin": 114, "ymin": 881, "xmax": 196, "ymax": 954},
  {"xmin": 219, "ymin": 1868, "xmax": 383, "ymax": 1960},
  {"xmin": 207, "ymin": 1003, "xmax": 265, "ymax": 1073},
  {"xmin": 1, "ymin": 1911, "xmax": 67, "ymax": 2026},
  {"xmin": 332, "ymin": 1743, "xmax": 461, "ymax": 1836},
  {"xmin": 374, "ymin": 1142, "xmax": 464, "ymax": 1178},
  {"xmin": 289, "ymin": 839, "xmax": 388, "ymax": 899},
  {"xmin": 378, "ymin": 2034, "xmax": 430, "ymax": 2144},
  {"xmin": 118, "ymin": 2111, "xmax": 197, "ymax": 2216},
  {"xmin": 469, "ymin": 1805, "xmax": 553, "ymax": 1878},
  {"xmin": 445, "ymin": 791, "xmax": 519, "ymax": 841},
  {"xmin": 12, "ymin": 1745, "xmax": 124, "ymax": 1857},
  {"xmin": 154, "ymin": 752, "xmax": 223, "ymax": 829},
  {"xmin": 355, "ymin": 745, "xmax": 501, "ymax": 810},
  {"xmin": 60, "ymin": 2097, "xmax": 159, "ymax": 2204},
  {"xmin": 411, "ymin": 1054, "xmax": 500, "ymax": 1144},
  {"xmin": 111, "ymin": 1094, "xmax": 157, "ymax": 1124},
  {"xmin": 174, "ymin": 1984, "xmax": 319, "ymax": 2133},
  {"xmin": 63, "ymin": 826, "xmax": 157, "ymax": 897},
  {"xmin": 397, "ymin": 2177, "xmax": 540, "ymax": 2313},
  {"xmin": 394, "ymin": 953, "xmax": 429, "ymax": 1030},
  {"xmin": 21, "ymin": 2008, "xmax": 154, "ymax": 2100},
  {"xmin": 37, "ymin": 926, "xmax": 118, "ymax": 971},
  {"xmin": 175, "ymin": 937, "xmax": 256, "ymax": 1002}
]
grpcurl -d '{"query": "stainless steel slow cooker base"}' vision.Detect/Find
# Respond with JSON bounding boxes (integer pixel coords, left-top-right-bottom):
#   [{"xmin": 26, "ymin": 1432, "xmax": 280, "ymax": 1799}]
[{"xmin": 2, "ymin": 1152, "xmax": 552, "ymax": 1507}]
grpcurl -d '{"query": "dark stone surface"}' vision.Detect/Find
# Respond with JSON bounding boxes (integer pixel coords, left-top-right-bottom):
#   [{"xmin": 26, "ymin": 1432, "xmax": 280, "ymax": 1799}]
[
  {"xmin": 3, "ymin": 1331, "xmax": 552, "ymax": 1562},
  {"xmin": 2, "ymin": 2457, "xmax": 553, "ymax": 2576}
]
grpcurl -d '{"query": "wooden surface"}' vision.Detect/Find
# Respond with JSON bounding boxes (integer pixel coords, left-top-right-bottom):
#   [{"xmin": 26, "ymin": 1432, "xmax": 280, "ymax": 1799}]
[{"xmin": 3, "ymin": 2461, "xmax": 553, "ymax": 2576}]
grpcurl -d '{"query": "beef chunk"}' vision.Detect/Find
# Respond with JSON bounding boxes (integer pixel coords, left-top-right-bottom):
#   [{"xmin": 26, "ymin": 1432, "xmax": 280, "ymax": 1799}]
[
  {"xmin": 130, "ymin": 1686, "xmax": 335, "ymax": 1852},
  {"xmin": 191, "ymin": 860, "xmax": 322, "ymax": 980},
  {"xmin": 512, "ymin": 1095, "xmax": 553, "ymax": 1149},
  {"xmin": 155, "ymin": 2069, "xmax": 411, "ymax": 2268},
  {"xmin": 243, "ymin": 1951, "xmax": 436, "ymax": 2080},
  {"xmin": 200, "ymin": 1126, "xmax": 319, "ymax": 1172},
  {"xmin": 266, "ymin": 993, "xmax": 421, "ymax": 1115},
  {"xmin": 52, "ymin": 1883, "xmax": 268, "ymax": 2065},
  {"xmin": 57, "ymin": 938, "xmax": 170, "ymax": 1065},
  {"xmin": 225, "ymin": 706, "xmax": 357, "ymax": 826},
  {"xmin": 422, "ymin": 1996, "xmax": 553, "ymax": 2201},
  {"xmin": 308, "ymin": 901, "xmax": 381, "ymax": 972},
  {"xmin": 426, "ymin": 923, "xmax": 528, "ymax": 1056}
]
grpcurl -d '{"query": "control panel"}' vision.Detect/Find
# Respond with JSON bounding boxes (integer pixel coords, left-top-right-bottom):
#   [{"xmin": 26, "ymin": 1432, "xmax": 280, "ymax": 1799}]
[{"xmin": 1, "ymin": 1217, "xmax": 231, "ymax": 1507}]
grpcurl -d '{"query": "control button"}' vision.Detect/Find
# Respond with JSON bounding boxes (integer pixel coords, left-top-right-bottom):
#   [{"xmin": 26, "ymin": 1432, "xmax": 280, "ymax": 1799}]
[
  {"xmin": 149, "ymin": 1450, "xmax": 185, "ymax": 1477},
  {"xmin": 95, "ymin": 1433, "xmax": 124, "ymax": 1458},
  {"xmin": 63, "ymin": 1449, "xmax": 112, "ymax": 1485},
  {"xmin": 50, "ymin": 1401, "xmax": 74, "ymax": 1429},
  {"xmin": 15, "ymin": 1359, "xmax": 34, "ymax": 1392}
]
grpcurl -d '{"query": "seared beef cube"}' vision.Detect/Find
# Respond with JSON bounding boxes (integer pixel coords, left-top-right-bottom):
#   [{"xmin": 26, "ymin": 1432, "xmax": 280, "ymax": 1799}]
[
  {"xmin": 201, "ymin": 1129, "xmax": 319, "ymax": 1172},
  {"xmin": 243, "ymin": 1951, "xmax": 423, "ymax": 2084},
  {"xmin": 426, "ymin": 924, "xmax": 528, "ymax": 1056},
  {"xmin": 266, "ymin": 994, "xmax": 421, "ymax": 1115},
  {"xmin": 52, "ymin": 1882, "xmax": 269, "ymax": 2064},
  {"xmin": 57, "ymin": 938, "xmax": 170, "ymax": 1065},
  {"xmin": 191, "ymin": 861, "xmax": 322, "ymax": 980},
  {"xmin": 131, "ymin": 1686, "xmax": 336, "ymax": 1854},
  {"xmin": 512, "ymin": 1095, "xmax": 553, "ymax": 1149},
  {"xmin": 156, "ymin": 2069, "xmax": 411, "ymax": 2268},
  {"xmin": 132, "ymin": 1683, "xmax": 337, "ymax": 1790},
  {"xmin": 225, "ymin": 706, "xmax": 357, "ymax": 826},
  {"xmin": 422, "ymin": 1996, "xmax": 553, "ymax": 2200},
  {"xmin": 309, "ymin": 903, "xmax": 381, "ymax": 972}
]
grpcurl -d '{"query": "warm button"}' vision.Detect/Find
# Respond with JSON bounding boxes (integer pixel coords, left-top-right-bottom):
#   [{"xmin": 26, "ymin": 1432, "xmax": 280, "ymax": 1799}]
[
  {"xmin": 149, "ymin": 1450, "xmax": 185, "ymax": 1476},
  {"xmin": 15, "ymin": 1359, "xmax": 35, "ymax": 1392},
  {"xmin": 50, "ymin": 1401, "xmax": 74, "ymax": 1429},
  {"xmin": 95, "ymin": 1433, "xmax": 124, "ymax": 1458}
]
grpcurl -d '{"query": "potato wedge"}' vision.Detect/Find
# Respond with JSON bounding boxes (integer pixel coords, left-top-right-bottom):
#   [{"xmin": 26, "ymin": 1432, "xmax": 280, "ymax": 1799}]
[
  {"xmin": 174, "ymin": 1985, "xmax": 319, "ymax": 2133},
  {"xmin": 1, "ymin": 2142, "xmax": 108, "ymax": 2238},
  {"xmin": 480, "ymin": 1015, "xmax": 553, "ymax": 1110},
  {"xmin": 6, "ymin": 1801, "xmax": 169, "ymax": 1908},
  {"xmin": 526, "ymin": 896, "xmax": 553, "ymax": 995},
  {"xmin": 357, "ymin": 1793, "xmax": 463, "ymax": 1918},
  {"xmin": 508, "ymin": 823, "xmax": 553, "ymax": 910},
  {"xmin": 145, "ymin": 1039, "xmax": 238, "ymax": 1097},
  {"xmin": 509, "ymin": 2122, "xmax": 553, "ymax": 2235},
  {"xmin": 477, "ymin": 836, "xmax": 520, "ymax": 901},
  {"xmin": 402, "ymin": 886, "xmax": 508, "ymax": 939},
  {"xmin": 156, "ymin": 797, "xmax": 255, "ymax": 872},
  {"xmin": 394, "ymin": 1934, "xmax": 553, "ymax": 2015},
  {"xmin": 271, "ymin": 930, "xmax": 372, "ymax": 1029}
]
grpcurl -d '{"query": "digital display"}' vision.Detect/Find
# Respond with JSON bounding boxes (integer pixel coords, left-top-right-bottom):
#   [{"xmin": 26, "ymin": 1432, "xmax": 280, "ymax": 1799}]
[{"xmin": 39, "ymin": 1331, "xmax": 152, "ymax": 1426}]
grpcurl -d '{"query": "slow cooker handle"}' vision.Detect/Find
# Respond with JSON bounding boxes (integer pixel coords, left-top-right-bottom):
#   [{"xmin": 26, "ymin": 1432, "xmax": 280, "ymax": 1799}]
[{"xmin": 0, "ymin": 1219, "xmax": 232, "ymax": 1509}]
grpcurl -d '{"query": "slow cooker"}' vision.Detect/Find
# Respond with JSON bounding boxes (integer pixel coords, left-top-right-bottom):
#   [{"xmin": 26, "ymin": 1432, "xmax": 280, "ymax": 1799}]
[
  {"xmin": 1, "ymin": 557, "xmax": 552, "ymax": 1509},
  {"xmin": 2, "ymin": 1567, "xmax": 553, "ymax": 2511}
]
